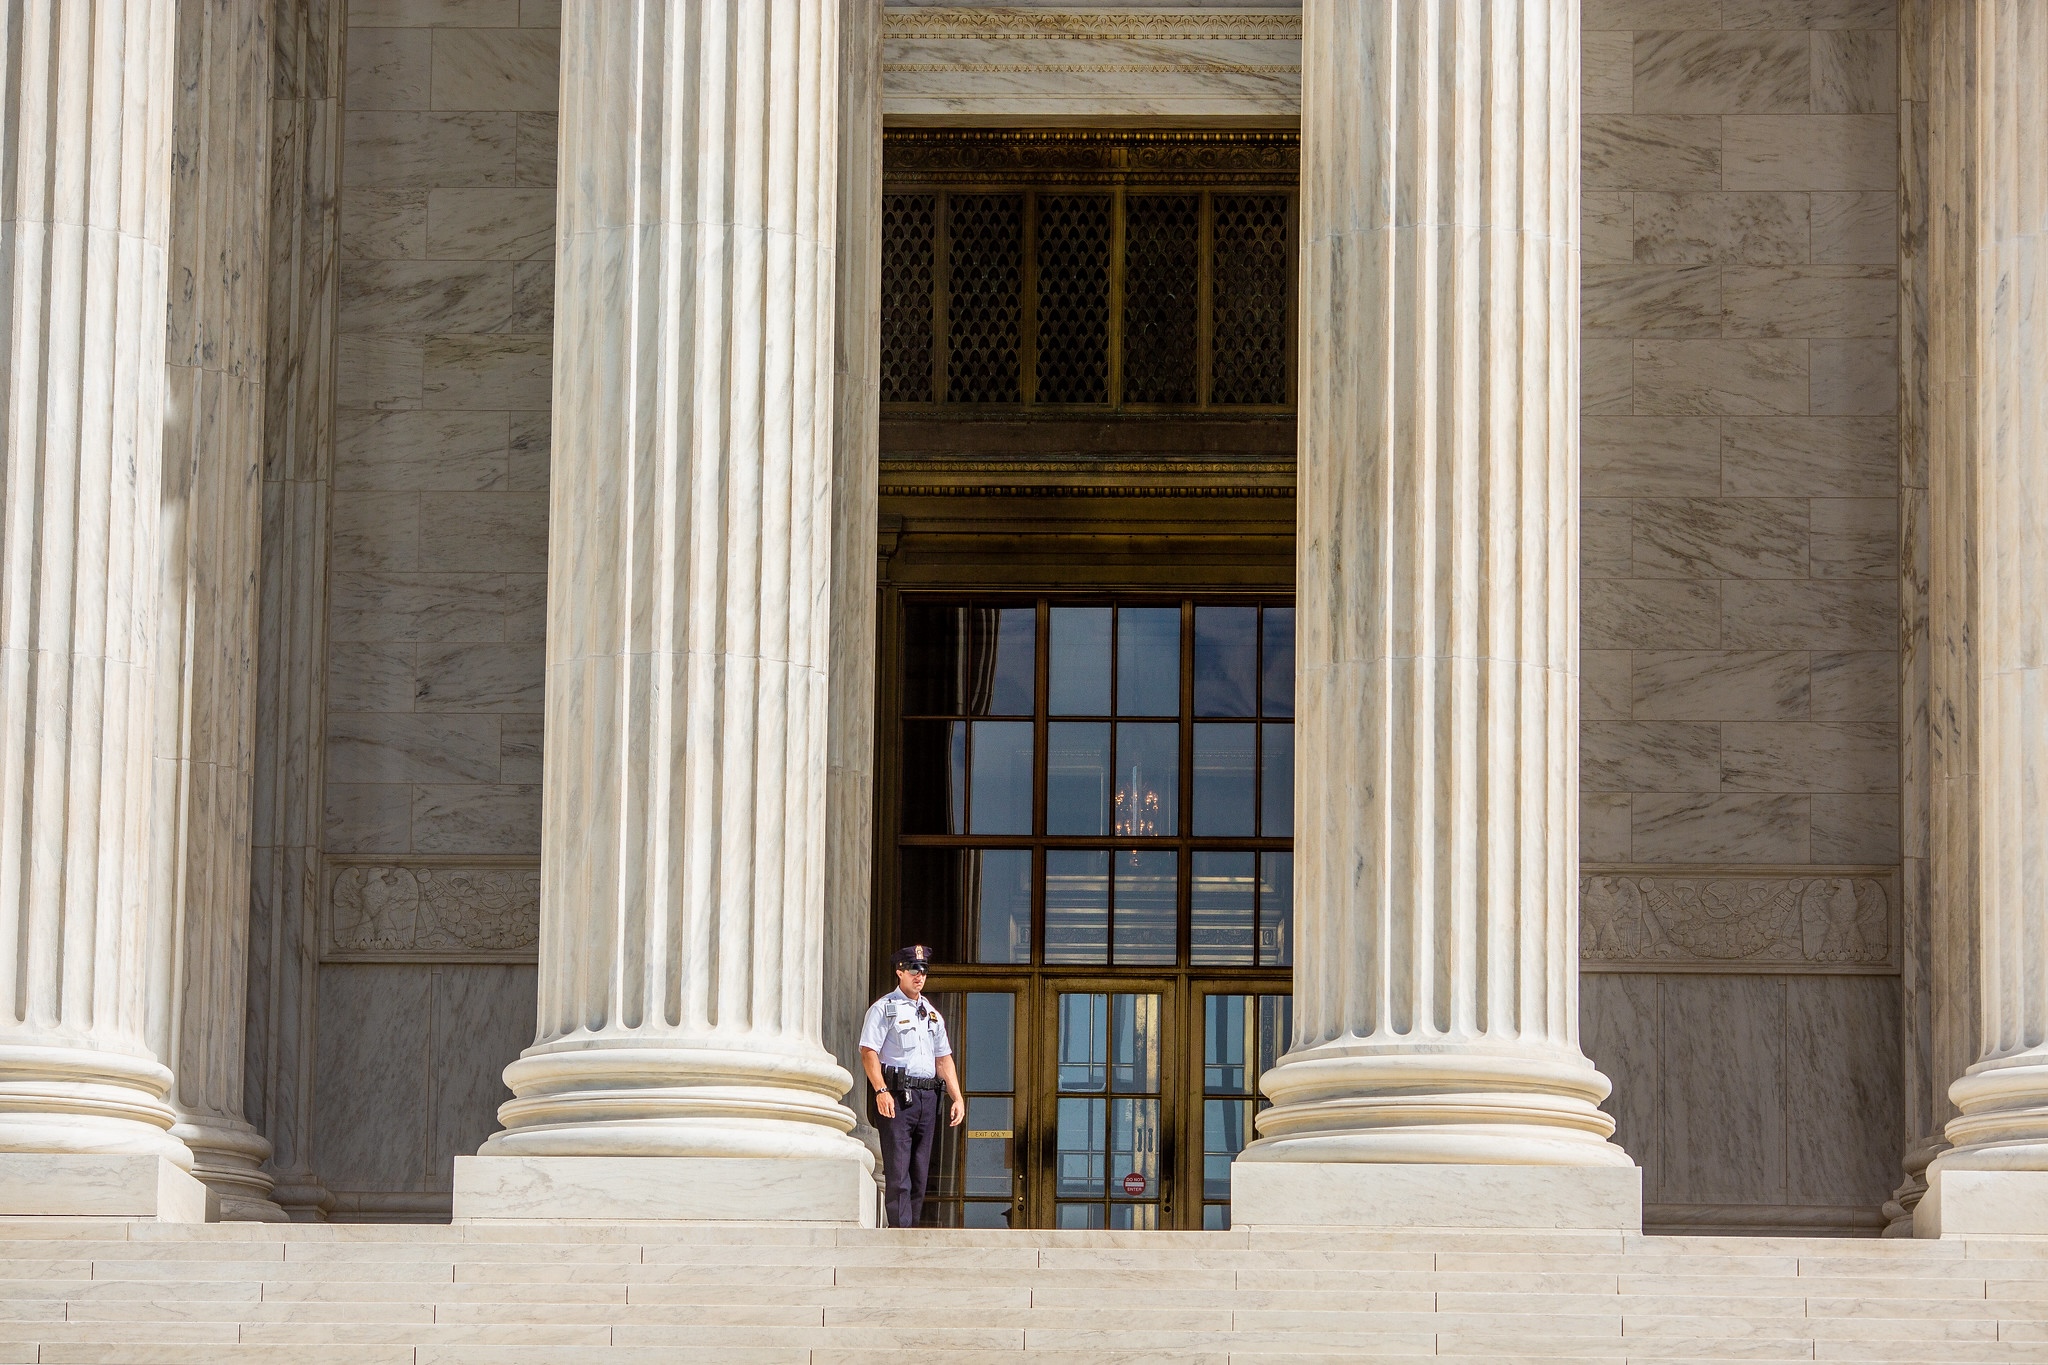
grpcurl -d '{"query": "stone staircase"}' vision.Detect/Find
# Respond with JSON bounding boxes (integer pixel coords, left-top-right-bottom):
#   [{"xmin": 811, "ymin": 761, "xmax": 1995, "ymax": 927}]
[{"xmin": 1, "ymin": 1221, "xmax": 2045, "ymax": 1363}]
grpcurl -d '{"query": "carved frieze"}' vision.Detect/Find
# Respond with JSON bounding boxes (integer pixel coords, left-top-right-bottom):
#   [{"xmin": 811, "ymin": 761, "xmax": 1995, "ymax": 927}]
[
  {"xmin": 324, "ymin": 862, "xmax": 540, "ymax": 962},
  {"xmin": 1580, "ymin": 872, "xmax": 1896, "ymax": 972}
]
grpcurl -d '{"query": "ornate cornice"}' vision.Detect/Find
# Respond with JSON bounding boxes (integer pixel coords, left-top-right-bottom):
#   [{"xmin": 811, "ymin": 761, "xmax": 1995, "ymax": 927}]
[
  {"xmin": 886, "ymin": 62, "xmax": 1299, "ymax": 75},
  {"xmin": 884, "ymin": 129, "xmax": 1297, "ymax": 184},
  {"xmin": 880, "ymin": 455, "xmax": 1296, "ymax": 499},
  {"xmin": 883, "ymin": 9, "xmax": 1302, "ymax": 40}
]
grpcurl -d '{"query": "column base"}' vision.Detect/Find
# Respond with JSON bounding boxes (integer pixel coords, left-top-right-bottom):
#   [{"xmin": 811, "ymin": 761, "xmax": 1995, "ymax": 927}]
[
  {"xmin": 1228, "ymin": 1162, "xmax": 1643, "ymax": 1231},
  {"xmin": 0, "ymin": 1155, "xmax": 215, "ymax": 1221},
  {"xmin": 451, "ymin": 1155, "xmax": 879, "ymax": 1225},
  {"xmin": 1915, "ymin": 1167, "xmax": 2048, "ymax": 1237}
]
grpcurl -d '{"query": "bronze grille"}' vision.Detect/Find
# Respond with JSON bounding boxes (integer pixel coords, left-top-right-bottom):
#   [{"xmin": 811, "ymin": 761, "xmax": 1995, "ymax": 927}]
[
  {"xmin": 1034, "ymin": 195, "xmax": 1111, "ymax": 404},
  {"xmin": 882, "ymin": 131, "xmax": 1295, "ymax": 414},
  {"xmin": 1122, "ymin": 195, "xmax": 1200, "ymax": 406},
  {"xmin": 1210, "ymin": 195, "xmax": 1291, "ymax": 407},
  {"xmin": 945, "ymin": 194, "xmax": 1024, "ymax": 404},
  {"xmin": 881, "ymin": 194, "xmax": 935, "ymax": 403}
]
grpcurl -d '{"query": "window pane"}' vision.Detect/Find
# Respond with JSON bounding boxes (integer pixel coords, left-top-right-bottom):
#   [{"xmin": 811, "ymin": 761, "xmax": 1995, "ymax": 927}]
[
  {"xmin": 1262, "ymin": 607, "xmax": 1294, "ymax": 717},
  {"xmin": 1046, "ymin": 721, "xmax": 1110, "ymax": 835},
  {"xmin": 1204, "ymin": 994, "xmax": 1249, "ymax": 1092},
  {"xmin": 1191, "ymin": 852, "xmax": 1255, "ymax": 965},
  {"xmin": 1193, "ymin": 723, "xmax": 1256, "ymax": 836},
  {"xmin": 1260, "ymin": 722, "xmax": 1293, "ymax": 836},
  {"xmin": 1204, "ymin": 1204, "xmax": 1229, "ymax": 1229},
  {"xmin": 965, "ymin": 1096, "xmax": 1013, "ymax": 1196},
  {"xmin": 963, "ymin": 993, "xmax": 1016, "ymax": 1092},
  {"xmin": 1258, "ymin": 993, "xmax": 1293, "ymax": 1076},
  {"xmin": 1116, "ymin": 607, "xmax": 1181, "ymax": 716},
  {"xmin": 1057, "ymin": 1202, "xmax": 1105, "ymax": 1229},
  {"xmin": 1194, "ymin": 606, "xmax": 1258, "ymax": 716},
  {"xmin": 900, "ymin": 720, "xmax": 965, "ymax": 834},
  {"xmin": 903, "ymin": 605, "xmax": 1035, "ymax": 715},
  {"xmin": 1113, "ymin": 851, "xmax": 1176, "ymax": 966},
  {"xmin": 897, "ymin": 849, "xmax": 1027, "ymax": 966},
  {"xmin": 968, "ymin": 721, "xmax": 1033, "ymax": 834},
  {"xmin": 1204, "ymin": 1098, "xmax": 1251, "ymax": 1200},
  {"xmin": 1109, "ymin": 1097, "xmax": 1160, "ymax": 1198},
  {"xmin": 967, "ymin": 850, "xmax": 1031, "ymax": 963},
  {"xmin": 1055, "ymin": 1096, "xmax": 1105, "ymax": 1196},
  {"xmin": 963, "ymin": 1202, "xmax": 1011, "ymax": 1229},
  {"xmin": 1058, "ymin": 994, "xmax": 1108, "ymax": 1092},
  {"xmin": 1109, "ymin": 1202, "xmax": 1159, "ymax": 1230},
  {"xmin": 1259, "ymin": 852, "xmax": 1294, "ymax": 967},
  {"xmin": 1049, "ymin": 607, "xmax": 1111, "ymax": 715},
  {"xmin": 1114, "ymin": 722, "xmax": 1179, "ymax": 838},
  {"xmin": 1109, "ymin": 993, "xmax": 1163, "ymax": 1093},
  {"xmin": 1045, "ymin": 850, "xmax": 1108, "ymax": 965}
]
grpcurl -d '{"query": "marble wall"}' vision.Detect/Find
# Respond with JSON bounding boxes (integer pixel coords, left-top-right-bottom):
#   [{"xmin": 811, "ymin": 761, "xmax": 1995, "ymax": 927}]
[
  {"xmin": 298, "ymin": 2, "xmax": 1905, "ymax": 1226},
  {"xmin": 310, "ymin": 0, "xmax": 557, "ymax": 1215},
  {"xmin": 1574, "ymin": 0, "xmax": 1904, "ymax": 1233},
  {"xmin": 328, "ymin": 0, "xmax": 556, "ymax": 866}
]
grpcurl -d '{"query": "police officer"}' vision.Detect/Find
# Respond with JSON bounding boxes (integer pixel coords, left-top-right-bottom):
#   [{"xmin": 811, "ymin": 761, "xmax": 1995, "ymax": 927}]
[{"xmin": 859, "ymin": 945, "xmax": 965, "ymax": 1228}]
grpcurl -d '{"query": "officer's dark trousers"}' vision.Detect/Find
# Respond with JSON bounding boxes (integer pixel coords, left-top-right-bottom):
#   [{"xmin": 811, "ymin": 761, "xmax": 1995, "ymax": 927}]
[{"xmin": 877, "ymin": 1088, "xmax": 939, "ymax": 1228}]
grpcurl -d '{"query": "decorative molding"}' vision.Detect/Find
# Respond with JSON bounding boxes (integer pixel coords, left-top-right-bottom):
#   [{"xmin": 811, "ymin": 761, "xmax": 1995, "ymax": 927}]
[
  {"xmin": 324, "ymin": 860, "xmax": 540, "ymax": 962},
  {"xmin": 881, "ymin": 456, "xmax": 1296, "ymax": 498},
  {"xmin": 887, "ymin": 63, "xmax": 1300, "ymax": 76},
  {"xmin": 884, "ymin": 130, "xmax": 1297, "ymax": 185},
  {"xmin": 1579, "ymin": 870, "xmax": 1898, "ymax": 973},
  {"xmin": 882, "ymin": 10, "xmax": 1302, "ymax": 40}
]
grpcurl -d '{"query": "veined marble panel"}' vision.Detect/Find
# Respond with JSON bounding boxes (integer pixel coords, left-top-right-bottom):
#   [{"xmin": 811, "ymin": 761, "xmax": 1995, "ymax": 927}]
[{"xmin": 882, "ymin": 7, "xmax": 1300, "ymax": 122}]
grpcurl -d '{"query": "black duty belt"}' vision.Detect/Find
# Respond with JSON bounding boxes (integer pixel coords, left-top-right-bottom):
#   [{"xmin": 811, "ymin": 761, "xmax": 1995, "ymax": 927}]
[{"xmin": 884, "ymin": 1069, "xmax": 943, "ymax": 1091}]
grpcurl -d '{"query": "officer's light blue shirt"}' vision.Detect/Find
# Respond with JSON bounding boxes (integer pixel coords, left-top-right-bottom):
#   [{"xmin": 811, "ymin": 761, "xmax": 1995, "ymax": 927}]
[{"xmin": 859, "ymin": 988, "xmax": 952, "ymax": 1079}]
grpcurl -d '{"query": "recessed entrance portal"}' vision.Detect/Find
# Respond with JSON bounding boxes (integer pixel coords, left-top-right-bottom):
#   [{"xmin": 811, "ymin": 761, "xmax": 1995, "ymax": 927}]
[
  {"xmin": 886, "ymin": 599, "xmax": 1294, "ymax": 1228},
  {"xmin": 872, "ymin": 128, "xmax": 1300, "ymax": 1231}
]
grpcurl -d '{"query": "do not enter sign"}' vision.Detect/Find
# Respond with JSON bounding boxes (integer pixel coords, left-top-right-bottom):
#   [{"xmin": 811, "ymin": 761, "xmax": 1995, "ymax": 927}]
[{"xmin": 1121, "ymin": 1171, "xmax": 1146, "ymax": 1197}]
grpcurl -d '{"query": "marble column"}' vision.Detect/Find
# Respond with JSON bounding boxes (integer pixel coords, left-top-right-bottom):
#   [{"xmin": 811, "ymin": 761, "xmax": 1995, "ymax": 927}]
[
  {"xmin": 149, "ymin": 0, "xmax": 287, "ymax": 1222},
  {"xmin": 1231, "ymin": 0, "xmax": 1638, "ymax": 1229},
  {"xmin": 454, "ymin": 0, "xmax": 876, "ymax": 1223},
  {"xmin": 1886, "ymin": 0, "xmax": 1947, "ymax": 1237},
  {"xmin": 0, "ymin": 0, "xmax": 209, "ymax": 1219},
  {"xmin": 1916, "ymin": 0, "xmax": 2048, "ymax": 1239},
  {"xmin": 244, "ymin": 0, "xmax": 342, "ymax": 1222},
  {"xmin": 824, "ymin": 0, "xmax": 884, "ymax": 1167}
]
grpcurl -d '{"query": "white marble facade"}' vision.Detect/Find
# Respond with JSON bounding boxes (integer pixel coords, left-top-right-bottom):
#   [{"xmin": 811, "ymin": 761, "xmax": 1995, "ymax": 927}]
[{"xmin": 0, "ymin": 0, "xmax": 2039, "ymax": 1237}]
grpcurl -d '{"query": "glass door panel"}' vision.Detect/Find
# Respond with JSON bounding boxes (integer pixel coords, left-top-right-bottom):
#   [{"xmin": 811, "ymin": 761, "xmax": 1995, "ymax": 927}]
[
  {"xmin": 1198, "ymin": 991, "xmax": 1291, "ymax": 1228},
  {"xmin": 1051, "ymin": 990, "xmax": 1167, "ymax": 1229},
  {"xmin": 890, "ymin": 596, "xmax": 1296, "ymax": 1230},
  {"xmin": 921, "ymin": 989, "xmax": 1021, "ymax": 1228}
]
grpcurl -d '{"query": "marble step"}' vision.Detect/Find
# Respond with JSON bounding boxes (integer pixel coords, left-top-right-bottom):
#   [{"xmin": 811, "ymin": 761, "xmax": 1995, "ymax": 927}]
[{"xmin": 3, "ymin": 1224, "xmax": 2040, "ymax": 1365}]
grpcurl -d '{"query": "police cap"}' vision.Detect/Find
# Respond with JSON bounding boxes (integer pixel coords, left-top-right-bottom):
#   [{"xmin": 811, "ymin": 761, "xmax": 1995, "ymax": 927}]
[{"xmin": 891, "ymin": 945, "xmax": 933, "ymax": 971}]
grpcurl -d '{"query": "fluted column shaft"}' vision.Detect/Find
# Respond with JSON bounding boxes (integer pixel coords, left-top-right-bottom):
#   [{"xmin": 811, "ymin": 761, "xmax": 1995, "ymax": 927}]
[
  {"xmin": 245, "ymin": 0, "xmax": 343, "ymax": 1221},
  {"xmin": 824, "ymin": 0, "xmax": 883, "ymax": 1156},
  {"xmin": 0, "ymin": 0, "xmax": 186, "ymax": 1162},
  {"xmin": 481, "ymin": 0, "xmax": 868, "ymax": 1167},
  {"xmin": 1924, "ymin": 0, "xmax": 2048, "ymax": 1178},
  {"xmin": 1244, "ymin": 0, "xmax": 1628, "ymax": 1170},
  {"xmin": 149, "ymin": 0, "xmax": 284, "ymax": 1220}
]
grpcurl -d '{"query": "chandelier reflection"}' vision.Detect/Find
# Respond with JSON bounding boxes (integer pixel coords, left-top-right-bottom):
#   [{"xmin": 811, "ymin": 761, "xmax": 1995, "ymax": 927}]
[{"xmin": 1115, "ymin": 763, "xmax": 1163, "ymax": 850}]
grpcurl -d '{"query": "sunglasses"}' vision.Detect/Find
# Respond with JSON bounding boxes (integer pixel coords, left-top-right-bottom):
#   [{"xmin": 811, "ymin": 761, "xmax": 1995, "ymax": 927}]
[{"xmin": 901, "ymin": 964, "xmax": 928, "ymax": 974}]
